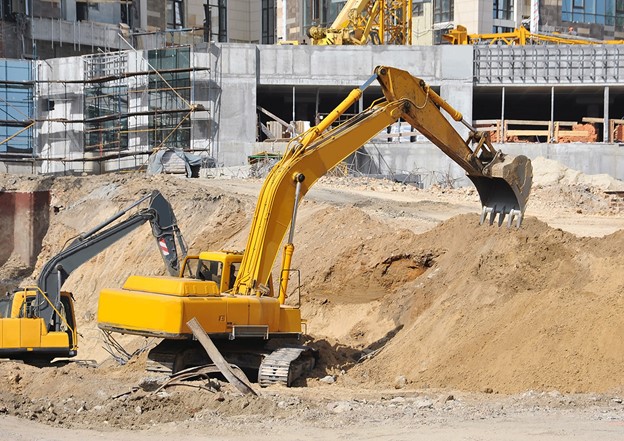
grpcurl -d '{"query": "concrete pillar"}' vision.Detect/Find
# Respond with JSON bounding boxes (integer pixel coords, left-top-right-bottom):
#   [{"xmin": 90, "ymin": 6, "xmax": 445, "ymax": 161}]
[
  {"xmin": 439, "ymin": 82, "xmax": 473, "ymax": 139},
  {"xmin": 604, "ymin": 86, "xmax": 610, "ymax": 142}
]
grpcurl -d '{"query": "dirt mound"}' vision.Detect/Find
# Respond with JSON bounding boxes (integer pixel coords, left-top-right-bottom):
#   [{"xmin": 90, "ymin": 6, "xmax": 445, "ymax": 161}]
[{"xmin": 344, "ymin": 214, "xmax": 624, "ymax": 393}]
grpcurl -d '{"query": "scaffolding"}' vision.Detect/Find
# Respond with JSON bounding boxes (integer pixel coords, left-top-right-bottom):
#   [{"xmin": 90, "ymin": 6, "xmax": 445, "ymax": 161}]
[{"xmin": 0, "ymin": 43, "xmax": 214, "ymax": 174}]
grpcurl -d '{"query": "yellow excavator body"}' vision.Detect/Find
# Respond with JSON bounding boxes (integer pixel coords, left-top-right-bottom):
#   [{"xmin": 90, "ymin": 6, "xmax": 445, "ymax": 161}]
[
  {"xmin": 0, "ymin": 290, "xmax": 77, "ymax": 359},
  {"xmin": 98, "ymin": 252, "xmax": 302, "ymax": 339}
]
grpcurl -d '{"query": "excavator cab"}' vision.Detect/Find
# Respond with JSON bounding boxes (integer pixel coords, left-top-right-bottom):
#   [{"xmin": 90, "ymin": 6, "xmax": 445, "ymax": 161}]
[
  {"xmin": 0, "ymin": 289, "xmax": 77, "ymax": 361},
  {"xmin": 180, "ymin": 251, "xmax": 243, "ymax": 293}
]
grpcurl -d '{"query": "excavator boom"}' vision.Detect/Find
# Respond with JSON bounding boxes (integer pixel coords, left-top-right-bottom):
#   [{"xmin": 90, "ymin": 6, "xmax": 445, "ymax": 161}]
[{"xmin": 234, "ymin": 66, "xmax": 532, "ymax": 296}]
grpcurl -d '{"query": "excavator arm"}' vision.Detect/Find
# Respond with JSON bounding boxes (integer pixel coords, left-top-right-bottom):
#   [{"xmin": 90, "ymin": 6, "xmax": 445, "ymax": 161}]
[
  {"xmin": 36, "ymin": 190, "xmax": 186, "ymax": 331},
  {"xmin": 233, "ymin": 66, "xmax": 532, "ymax": 298}
]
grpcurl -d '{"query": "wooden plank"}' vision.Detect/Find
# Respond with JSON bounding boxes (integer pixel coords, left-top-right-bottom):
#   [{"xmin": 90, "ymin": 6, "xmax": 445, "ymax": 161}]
[
  {"xmin": 187, "ymin": 318, "xmax": 257, "ymax": 396},
  {"xmin": 556, "ymin": 131, "xmax": 589, "ymax": 137},
  {"xmin": 505, "ymin": 119, "xmax": 550, "ymax": 125},
  {"xmin": 582, "ymin": 117, "xmax": 604, "ymax": 123},
  {"xmin": 257, "ymin": 106, "xmax": 293, "ymax": 129},
  {"xmin": 506, "ymin": 130, "xmax": 550, "ymax": 136},
  {"xmin": 505, "ymin": 119, "xmax": 577, "ymax": 126}
]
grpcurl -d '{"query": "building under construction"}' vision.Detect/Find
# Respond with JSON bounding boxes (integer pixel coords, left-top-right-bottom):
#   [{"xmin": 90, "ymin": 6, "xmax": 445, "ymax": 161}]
[
  {"xmin": 0, "ymin": 0, "xmax": 624, "ymax": 184},
  {"xmin": 0, "ymin": 41, "xmax": 623, "ymax": 186}
]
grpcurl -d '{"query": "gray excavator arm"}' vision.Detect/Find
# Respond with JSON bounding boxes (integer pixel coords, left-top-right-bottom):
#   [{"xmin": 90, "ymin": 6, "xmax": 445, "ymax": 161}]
[{"xmin": 35, "ymin": 190, "xmax": 186, "ymax": 331}]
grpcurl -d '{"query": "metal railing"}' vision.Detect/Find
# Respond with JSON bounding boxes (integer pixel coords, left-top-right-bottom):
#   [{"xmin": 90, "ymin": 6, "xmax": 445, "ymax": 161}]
[{"xmin": 474, "ymin": 45, "xmax": 624, "ymax": 85}]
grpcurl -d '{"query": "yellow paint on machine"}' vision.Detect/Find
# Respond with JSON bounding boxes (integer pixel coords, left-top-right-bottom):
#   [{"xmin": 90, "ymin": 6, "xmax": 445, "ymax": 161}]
[
  {"xmin": 97, "ymin": 275, "xmax": 302, "ymax": 337},
  {"xmin": 0, "ymin": 317, "xmax": 69, "ymax": 350}
]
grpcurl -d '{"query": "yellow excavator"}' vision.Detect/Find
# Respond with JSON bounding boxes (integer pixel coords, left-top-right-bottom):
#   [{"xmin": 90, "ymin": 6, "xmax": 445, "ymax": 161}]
[
  {"xmin": 0, "ymin": 191, "xmax": 185, "ymax": 363},
  {"xmin": 97, "ymin": 66, "xmax": 533, "ymax": 386}
]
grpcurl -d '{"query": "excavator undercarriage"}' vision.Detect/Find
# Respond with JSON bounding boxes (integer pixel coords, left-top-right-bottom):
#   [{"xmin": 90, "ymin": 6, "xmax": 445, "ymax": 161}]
[{"xmin": 144, "ymin": 338, "xmax": 317, "ymax": 387}]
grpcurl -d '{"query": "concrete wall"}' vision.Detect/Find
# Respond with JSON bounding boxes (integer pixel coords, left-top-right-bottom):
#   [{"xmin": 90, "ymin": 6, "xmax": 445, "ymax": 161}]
[
  {"xmin": 364, "ymin": 141, "xmax": 624, "ymax": 188},
  {"xmin": 257, "ymin": 45, "xmax": 473, "ymax": 87},
  {"xmin": 5, "ymin": 42, "xmax": 624, "ymax": 185},
  {"xmin": 0, "ymin": 191, "xmax": 50, "ymax": 268},
  {"xmin": 228, "ymin": 0, "xmax": 261, "ymax": 43},
  {"xmin": 206, "ymin": 44, "xmax": 258, "ymax": 165},
  {"xmin": 35, "ymin": 57, "xmax": 86, "ymax": 174}
]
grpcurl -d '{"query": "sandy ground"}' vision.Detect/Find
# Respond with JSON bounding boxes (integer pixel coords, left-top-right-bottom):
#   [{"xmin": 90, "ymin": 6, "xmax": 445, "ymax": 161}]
[{"xmin": 1, "ymin": 157, "xmax": 624, "ymax": 439}]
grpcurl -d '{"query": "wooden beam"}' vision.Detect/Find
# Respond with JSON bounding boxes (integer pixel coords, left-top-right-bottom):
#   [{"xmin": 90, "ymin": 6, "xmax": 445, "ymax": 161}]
[{"xmin": 187, "ymin": 318, "xmax": 257, "ymax": 396}]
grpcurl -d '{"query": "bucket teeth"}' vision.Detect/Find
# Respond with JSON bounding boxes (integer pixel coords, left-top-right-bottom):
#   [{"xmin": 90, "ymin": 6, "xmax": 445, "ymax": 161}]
[{"xmin": 480, "ymin": 206, "xmax": 523, "ymax": 228}]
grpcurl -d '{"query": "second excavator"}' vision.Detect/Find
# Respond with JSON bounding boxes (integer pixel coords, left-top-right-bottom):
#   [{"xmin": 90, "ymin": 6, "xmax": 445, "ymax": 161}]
[{"xmin": 97, "ymin": 66, "xmax": 533, "ymax": 386}]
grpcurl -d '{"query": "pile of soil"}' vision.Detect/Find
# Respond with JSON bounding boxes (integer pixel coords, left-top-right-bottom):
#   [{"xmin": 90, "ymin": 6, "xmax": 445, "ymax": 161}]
[{"xmin": 0, "ymin": 155, "xmax": 623, "ymax": 405}]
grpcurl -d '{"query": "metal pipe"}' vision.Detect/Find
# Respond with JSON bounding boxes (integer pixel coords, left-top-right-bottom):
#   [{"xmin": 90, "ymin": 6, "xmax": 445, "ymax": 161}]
[
  {"xmin": 550, "ymin": 86, "xmax": 555, "ymax": 142},
  {"xmin": 604, "ymin": 86, "xmax": 610, "ymax": 142},
  {"xmin": 501, "ymin": 86, "xmax": 506, "ymax": 141},
  {"xmin": 278, "ymin": 173, "xmax": 305, "ymax": 304}
]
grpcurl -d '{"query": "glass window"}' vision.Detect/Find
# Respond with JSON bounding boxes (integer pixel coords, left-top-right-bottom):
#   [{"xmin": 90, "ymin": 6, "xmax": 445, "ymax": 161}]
[
  {"xmin": 0, "ymin": 60, "xmax": 33, "ymax": 154},
  {"xmin": 84, "ymin": 85, "xmax": 129, "ymax": 153},
  {"xmin": 147, "ymin": 48, "xmax": 191, "ymax": 150},
  {"xmin": 413, "ymin": 2, "xmax": 425, "ymax": 17},
  {"xmin": 562, "ymin": 0, "xmax": 619, "ymax": 25},
  {"xmin": 83, "ymin": 54, "xmax": 129, "ymax": 154},
  {"xmin": 198, "ymin": 260, "xmax": 223, "ymax": 284},
  {"xmin": 167, "ymin": 0, "xmax": 184, "ymax": 29},
  {"xmin": 262, "ymin": 0, "xmax": 276, "ymax": 44},
  {"xmin": 433, "ymin": 0, "xmax": 453, "ymax": 23},
  {"xmin": 493, "ymin": 0, "xmax": 513, "ymax": 20}
]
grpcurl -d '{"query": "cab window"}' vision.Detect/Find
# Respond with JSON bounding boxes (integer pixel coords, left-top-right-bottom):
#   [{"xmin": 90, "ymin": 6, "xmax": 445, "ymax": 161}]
[
  {"xmin": 228, "ymin": 262, "xmax": 241, "ymax": 289},
  {"xmin": 198, "ymin": 260, "xmax": 223, "ymax": 285}
]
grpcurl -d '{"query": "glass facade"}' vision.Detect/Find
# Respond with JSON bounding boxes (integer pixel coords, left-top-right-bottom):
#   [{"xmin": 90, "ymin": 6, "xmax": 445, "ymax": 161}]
[
  {"xmin": 561, "ymin": 0, "xmax": 623, "ymax": 27},
  {"xmin": 84, "ymin": 53, "xmax": 129, "ymax": 153},
  {"xmin": 84, "ymin": 85, "xmax": 129, "ymax": 153},
  {"xmin": 147, "ymin": 47, "xmax": 191, "ymax": 150},
  {"xmin": 0, "ymin": 60, "xmax": 33, "ymax": 154}
]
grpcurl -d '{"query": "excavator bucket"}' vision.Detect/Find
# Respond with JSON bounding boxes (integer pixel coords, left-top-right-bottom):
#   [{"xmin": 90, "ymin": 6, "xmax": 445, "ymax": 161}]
[{"xmin": 468, "ymin": 154, "xmax": 533, "ymax": 228}]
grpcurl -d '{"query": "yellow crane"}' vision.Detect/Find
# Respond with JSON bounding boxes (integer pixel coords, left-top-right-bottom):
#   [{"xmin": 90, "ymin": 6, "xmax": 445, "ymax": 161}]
[
  {"xmin": 444, "ymin": 24, "xmax": 624, "ymax": 45},
  {"xmin": 308, "ymin": 0, "xmax": 412, "ymax": 45}
]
